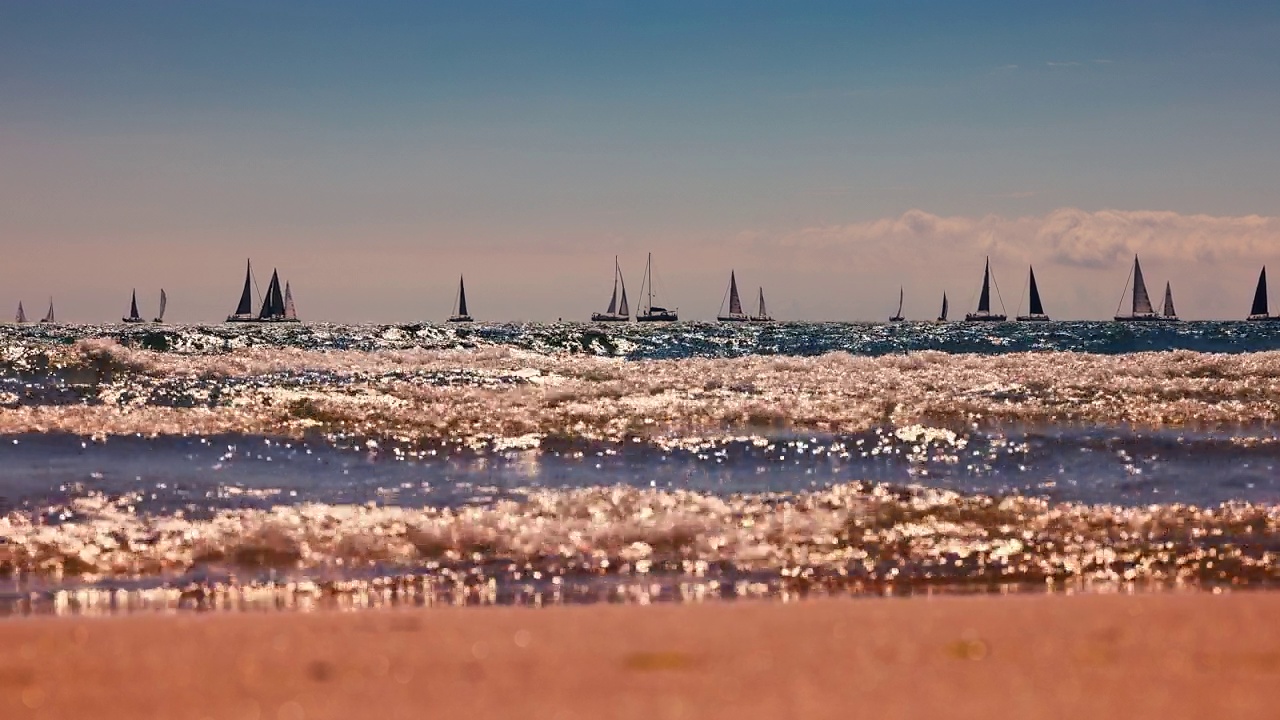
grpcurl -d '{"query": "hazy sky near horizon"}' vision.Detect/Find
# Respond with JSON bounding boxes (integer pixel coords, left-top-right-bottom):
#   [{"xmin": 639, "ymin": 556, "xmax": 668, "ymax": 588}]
[{"xmin": 3, "ymin": 1, "xmax": 1280, "ymax": 322}]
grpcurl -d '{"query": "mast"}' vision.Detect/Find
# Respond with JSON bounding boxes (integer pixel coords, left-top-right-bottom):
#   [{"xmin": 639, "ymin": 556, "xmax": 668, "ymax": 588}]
[
  {"xmin": 283, "ymin": 283, "xmax": 296, "ymax": 320},
  {"xmin": 728, "ymin": 271, "xmax": 742, "ymax": 315},
  {"xmin": 457, "ymin": 276, "xmax": 468, "ymax": 317},
  {"xmin": 646, "ymin": 253, "xmax": 654, "ymax": 312},
  {"xmin": 1131, "ymin": 256, "xmax": 1153, "ymax": 315},
  {"xmin": 235, "ymin": 259, "xmax": 255, "ymax": 316},
  {"xmin": 1028, "ymin": 267, "xmax": 1044, "ymax": 316},
  {"xmin": 128, "ymin": 290, "xmax": 140, "ymax": 321},
  {"xmin": 977, "ymin": 258, "xmax": 992, "ymax": 313},
  {"xmin": 1163, "ymin": 282, "xmax": 1176, "ymax": 318},
  {"xmin": 1252, "ymin": 267, "xmax": 1268, "ymax": 317}
]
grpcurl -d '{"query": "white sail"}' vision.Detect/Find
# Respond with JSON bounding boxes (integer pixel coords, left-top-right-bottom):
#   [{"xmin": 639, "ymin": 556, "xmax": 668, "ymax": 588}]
[
  {"xmin": 757, "ymin": 288, "xmax": 767, "ymax": 318},
  {"xmin": 283, "ymin": 283, "xmax": 297, "ymax": 320}
]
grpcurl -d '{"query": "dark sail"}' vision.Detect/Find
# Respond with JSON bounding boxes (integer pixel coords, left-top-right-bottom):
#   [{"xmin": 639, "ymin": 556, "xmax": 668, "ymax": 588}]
[
  {"xmin": 236, "ymin": 260, "xmax": 255, "ymax": 316},
  {"xmin": 758, "ymin": 288, "xmax": 767, "ymax": 318},
  {"xmin": 1162, "ymin": 282, "xmax": 1176, "ymax": 318},
  {"xmin": 457, "ymin": 276, "xmax": 468, "ymax": 317},
  {"xmin": 1252, "ymin": 268, "xmax": 1268, "ymax": 317},
  {"xmin": 939, "ymin": 293, "xmax": 948, "ymax": 321},
  {"xmin": 605, "ymin": 270, "xmax": 618, "ymax": 315},
  {"xmin": 128, "ymin": 291, "xmax": 140, "ymax": 321},
  {"xmin": 1028, "ymin": 267, "xmax": 1044, "ymax": 315},
  {"xmin": 617, "ymin": 276, "xmax": 629, "ymax": 317},
  {"xmin": 728, "ymin": 272, "xmax": 742, "ymax": 315},
  {"xmin": 1132, "ymin": 256, "xmax": 1153, "ymax": 315},
  {"xmin": 977, "ymin": 258, "xmax": 992, "ymax": 313},
  {"xmin": 259, "ymin": 270, "xmax": 285, "ymax": 319}
]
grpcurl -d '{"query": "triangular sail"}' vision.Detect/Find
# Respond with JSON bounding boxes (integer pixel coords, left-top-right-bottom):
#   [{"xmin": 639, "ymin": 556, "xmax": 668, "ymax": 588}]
[
  {"xmin": 896, "ymin": 287, "xmax": 904, "ymax": 317},
  {"xmin": 605, "ymin": 262, "xmax": 619, "ymax": 315},
  {"xmin": 617, "ymin": 274, "xmax": 630, "ymax": 317},
  {"xmin": 1131, "ymin": 256, "xmax": 1154, "ymax": 315},
  {"xmin": 157, "ymin": 289, "xmax": 167, "ymax": 322},
  {"xmin": 15, "ymin": 302, "xmax": 25, "ymax": 323},
  {"xmin": 757, "ymin": 288, "xmax": 767, "ymax": 318},
  {"xmin": 259, "ymin": 271, "xmax": 284, "ymax": 319},
  {"xmin": 43, "ymin": 300, "xmax": 55, "ymax": 323},
  {"xmin": 457, "ymin": 276, "xmax": 468, "ymax": 317},
  {"xmin": 283, "ymin": 283, "xmax": 296, "ymax": 320},
  {"xmin": 128, "ymin": 290, "xmax": 140, "ymax": 321},
  {"xmin": 1252, "ymin": 268, "xmax": 1268, "ymax": 316},
  {"xmin": 728, "ymin": 272, "xmax": 742, "ymax": 315},
  {"xmin": 235, "ymin": 260, "xmax": 255, "ymax": 316},
  {"xmin": 1163, "ymin": 282, "xmax": 1176, "ymax": 317},
  {"xmin": 1028, "ymin": 267, "xmax": 1044, "ymax": 315},
  {"xmin": 977, "ymin": 259, "xmax": 992, "ymax": 313},
  {"xmin": 940, "ymin": 293, "xmax": 949, "ymax": 320}
]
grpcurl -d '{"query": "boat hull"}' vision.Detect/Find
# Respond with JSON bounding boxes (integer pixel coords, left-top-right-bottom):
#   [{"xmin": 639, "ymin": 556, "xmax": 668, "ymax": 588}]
[
  {"xmin": 1113, "ymin": 315, "xmax": 1178, "ymax": 322},
  {"xmin": 637, "ymin": 312, "xmax": 678, "ymax": 322},
  {"xmin": 447, "ymin": 316, "xmax": 474, "ymax": 323},
  {"xmin": 1016, "ymin": 315, "xmax": 1051, "ymax": 322},
  {"xmin": 717, "ymin": 314, "xmax": 750, "ymax": 322},
  {"xmin": 1247, "ymin": 315, "xmax": 1280, "ymax": 321},
  {"xmin": 749, "ymin": 316, "xmax": 774, "ymax": 322},
  {"xmin": 888, "ymin": 316, "xmax": 905, "ymax": 323},
  {"xmin": 121, "ymin": 318, "xmax": 146, "ymax": 324},
  {"xmin": 226, "ymin": 316, "xmax": 300, "ymax": 323},
  {"xmin": 964, "ymin": 314, "xmax": 1007, "ymax": 322},
  {"xmin": 591, "ymin": 314, "xmax": 630, "ymax": 322}
]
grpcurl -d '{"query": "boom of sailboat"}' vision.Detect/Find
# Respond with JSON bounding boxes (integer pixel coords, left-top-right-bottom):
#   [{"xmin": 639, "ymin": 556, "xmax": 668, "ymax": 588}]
[{"xmin": 9, "ymin": 254, "xmax": 1280, "ymax": 323}]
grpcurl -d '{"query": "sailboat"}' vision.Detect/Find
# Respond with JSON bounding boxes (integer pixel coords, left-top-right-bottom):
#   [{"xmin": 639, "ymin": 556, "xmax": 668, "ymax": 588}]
[
  {"xmin": 888, "ymin": 287, "xmax": 905, "ymax": 322},
  {"xmin": 717, "ymin": 271, "xmax": 749, "ymax": 322},
  {"xmin": 1113, "ymin": 255, "xmax": 1164, "ymax": 321},
  {"xmin": 964, "ymin": 257, "xmax": 1007, "ymax": 322},
  {"xmin": 448, "ymin": 275, "xmax": 473, "ymax": 322},
  {"xmin": 1015, "ymin": 266, "xmax": 1050, "ymax": 321},
  {"xmin": 283, "ymin": 283, "xmax": 296, "ymax": 321},
  {"xmin": 227, "ymin": 260, "xmax": 298, "ymax": 322},
  {"xmin": 751, "ymin": 288, "xmax": 774, "ymax": 322},
  {"xmin": 936, "ymin": 293, "xmax": 949, "ymax": 322},
  {"xmin": 1247, "ymin": 267, "xmax": 1279, "ymax": 321},
  {"xmin": 153, "ymin": 289, "xmax": 167, "ymax": 323},
  {"xmin": 39, "ymin": 299, "xmax": 55, "ymax": 324},
  {"xmin": 1162, "ymin": 282, "xmax": 1179, "ymax": 321},
  {"xmin": 637, "ymin": 253, "xmax": 678, "ymax": 322},
  {"xmin": 14, "ymin": 302, "xmax": 26, "ymax": 324},
  {"xmin": 122, "ymin": 290, "xmax": 145, "ymax": 323},
  {"xmin": 591, "ymin": 257, "xmax": 631, "ymax": 322}
]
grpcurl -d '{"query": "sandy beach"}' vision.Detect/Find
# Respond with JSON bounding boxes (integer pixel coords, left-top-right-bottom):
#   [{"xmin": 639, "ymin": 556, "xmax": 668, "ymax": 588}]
[{"xmin": 1, "ymin": 591, "xmax": 1277, "ymax": 719}]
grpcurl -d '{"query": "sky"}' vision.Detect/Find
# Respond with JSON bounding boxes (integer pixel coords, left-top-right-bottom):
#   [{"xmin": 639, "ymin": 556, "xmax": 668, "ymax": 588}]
[{"xmin": 2, "ymin": 1, "xmax": 1280, "ymax": 322}]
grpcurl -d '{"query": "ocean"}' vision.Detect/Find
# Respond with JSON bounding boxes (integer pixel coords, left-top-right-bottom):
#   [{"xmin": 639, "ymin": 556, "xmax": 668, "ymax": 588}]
[{"xmin": 2, "ymin": 321, "xmax": 1280, "ymax": 615}]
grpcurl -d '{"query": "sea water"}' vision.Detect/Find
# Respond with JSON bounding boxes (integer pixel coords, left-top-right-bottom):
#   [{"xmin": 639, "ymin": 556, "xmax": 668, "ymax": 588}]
[{"xmin": 2, "ymin": 321, "xmax": 1279, "ymax": 614}]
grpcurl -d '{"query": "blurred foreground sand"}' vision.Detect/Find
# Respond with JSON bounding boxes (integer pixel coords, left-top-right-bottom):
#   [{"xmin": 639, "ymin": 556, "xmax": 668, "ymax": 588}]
[{"xmin": 1, "ymin": 592, "xmax": 1277, "ymax": 719}]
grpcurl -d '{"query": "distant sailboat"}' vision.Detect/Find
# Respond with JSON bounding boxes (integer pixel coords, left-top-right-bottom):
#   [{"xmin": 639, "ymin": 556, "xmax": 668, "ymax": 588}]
[
  {"xmin": 717, "ymin": 271, "xmax": 749, "ymax": 322},
  {"xmin": 751, "ymin": 287, "xmax": 774, "ymax": 322},
  {"xmin": 1162, "ymin": 282, "xmax": 1179, "ymax": 321},
  {"xmin": 888, "ymin": 287, "xmax": 905, "ymax": 322},
  {"xmin": 1247, "ymin": 267, "xmax": 1278, "ymax": 321},
  {"xmin": 40, "ymin": 299, "xmax": 55, "ymax": 324},
  {"xmin": 937, "ymin": 293, "xmax": 949, "ymax": 322},
  {"xmin": 283, "ymin": 283, "xmax": 296, "ymax": 321},
  {"xmin": 153, "ymin": 289, "xmax": 167, "ymax": 323},
  {"xmin": 592, "ymin": 257, "xmax": 631, "ymax": 322},
  {"xmin": 1113, "ymin": 255, "xmax": 1164, "ymax": 322},
  {"xmin": 14, "ymin": 302, "xmax": 26, "ymax": 324},
  {"xmin": 448, "ymin": 275, "xmax": 473, "ymax": 322},
  {"xmin": 964, "ymin": 257, "xmax": 1007, "ymax": 322},
  {"xmin": 1016, "ymin": 266, "xmax": 1050, "ymax": 321},
  {"xmin": 637, "ymin": 253, "xmax": 678, "ymax": 322},
  {"xmin": 227, "ymin": 260, "xmax": 298, "ymax": 322},
  {"xmin": 122, "ymin": 290, "xmax": 145, "ymax": 323}
]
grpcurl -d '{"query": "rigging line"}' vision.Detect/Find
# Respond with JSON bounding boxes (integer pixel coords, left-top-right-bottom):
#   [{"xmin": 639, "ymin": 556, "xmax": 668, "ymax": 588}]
[
  {"xmin": 1114, "ymin": 263, "xmax": 1135, "ymax": 316},
  {"xmin": 719, "ymin": 280, "xmax": 732, "ymax": 316},
  {"xmin": 1016, "ymin": 272, "xmax": 1029, "ymax": 317},
  {"xmin": 252, "ymin": 268, "xmax": 263, "ymax": 308},
  {"xmin": 991, "ymin": 267, "xmax": 1008, "ymax": 315}
]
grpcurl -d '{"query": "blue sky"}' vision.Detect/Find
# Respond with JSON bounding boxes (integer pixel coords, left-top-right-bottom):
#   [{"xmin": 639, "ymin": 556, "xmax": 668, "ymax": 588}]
[{"xmin": 3, "ymin": 1, "xmax": 1279, "ymax": 320}]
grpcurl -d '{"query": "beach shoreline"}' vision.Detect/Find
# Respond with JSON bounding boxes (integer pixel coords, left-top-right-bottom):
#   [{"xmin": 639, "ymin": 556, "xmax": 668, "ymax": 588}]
[{"xmin": 2, "ymin": 591, "xmax": 1277, "ymax": 719}]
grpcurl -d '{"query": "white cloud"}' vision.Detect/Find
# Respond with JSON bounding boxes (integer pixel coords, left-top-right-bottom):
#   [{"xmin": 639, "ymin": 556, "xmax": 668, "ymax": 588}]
[{"xmin": 1046, "ymin": 61, "xmax": 1083, "ymax": 67}]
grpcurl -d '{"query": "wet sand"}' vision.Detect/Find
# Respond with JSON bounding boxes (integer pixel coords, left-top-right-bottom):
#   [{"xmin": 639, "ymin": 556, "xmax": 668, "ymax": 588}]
[{"xmin": 1, "ymin": 592, "xmax": 1277, "ymax": 719}]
